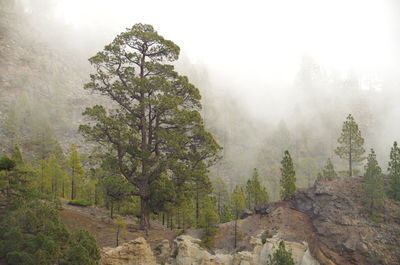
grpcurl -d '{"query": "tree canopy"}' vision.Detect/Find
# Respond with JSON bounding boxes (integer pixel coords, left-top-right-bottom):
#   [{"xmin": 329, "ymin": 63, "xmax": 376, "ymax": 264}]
[
  {"xmin": 280, "ymin": 151, "xmax": 296, "ymax": 199},
  {"xmin": 80, "ymin": 23, "xmax": 220, "ymax": 229},
  {"xmin": 335, "ymin": 114, "xmax": 365, "ymax": 177}
]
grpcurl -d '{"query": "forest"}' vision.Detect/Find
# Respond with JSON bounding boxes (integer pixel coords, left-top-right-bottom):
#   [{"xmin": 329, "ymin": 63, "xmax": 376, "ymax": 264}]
[{"xmin": 1, "ymin": 1, "xmax": 400, "ymax": 265}]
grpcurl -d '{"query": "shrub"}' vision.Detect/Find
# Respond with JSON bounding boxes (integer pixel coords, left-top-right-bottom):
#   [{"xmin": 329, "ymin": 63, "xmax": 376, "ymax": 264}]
[
  {"xmin": 0, "ymin": 201, "xmax": 69, "ymax": 265},
  {"xmin": 267, "ymin": 241, "xmax": 295, "ymax": 265},
  {"xmin": 68, "ymin": 199, "xmax": 91, "ymax": 207},
  {"xmin": 61, "ymin": 229, "xmax": 100, "ymax": 265},
  {"xmin": 201, "ymin": 227, "xmax": 218, "ymax": 249},
  {"xmin": 261, "ymin": 230, "xmax": 272, "ymax": 244}
]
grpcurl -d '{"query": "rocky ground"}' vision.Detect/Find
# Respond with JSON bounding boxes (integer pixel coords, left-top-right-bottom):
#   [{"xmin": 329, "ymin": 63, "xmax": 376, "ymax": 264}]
[{"xmin": 61, "ymin": 178, "xmax": 400, "ymax": 265}]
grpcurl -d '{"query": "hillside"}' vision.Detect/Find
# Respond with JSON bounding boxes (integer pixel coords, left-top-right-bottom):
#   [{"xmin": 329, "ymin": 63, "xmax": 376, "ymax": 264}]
[
  {"xmin": 206, "ymin": 178, "xmax": 400, "ymax": 265},
  {"xmin": 58, "ymin": 178, "xmax": 400, "ymax": 265},
  {"xmin": 0, "ymin": 8, "xmax": 94, "ymax": 156}
]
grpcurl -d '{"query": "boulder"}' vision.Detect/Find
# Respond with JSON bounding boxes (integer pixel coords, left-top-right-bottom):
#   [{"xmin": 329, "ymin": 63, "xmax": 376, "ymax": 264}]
[{"xmin": 100, "ymin": 237, "xmax": 157, "ymax": 265}]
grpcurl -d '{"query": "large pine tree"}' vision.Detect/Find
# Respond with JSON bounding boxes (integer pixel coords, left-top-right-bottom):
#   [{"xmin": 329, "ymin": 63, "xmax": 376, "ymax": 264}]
[
  {"xmin": 388, "ymin": 141, "xmax": 400, "ymax": 201},
  {"xmin": 80, "ymin": 24, "xmax": 220, "ymax": 230},
  {"xmin": 335, "ymin": 114, "xmax": 365, "ymax": 177},
  {"xmin": 280, "ymin": 151, "xmax": 296, "ymax": 199},
  {"xmin": 362, "ymin": 149, "xmax": 384, "ymax": 217}
]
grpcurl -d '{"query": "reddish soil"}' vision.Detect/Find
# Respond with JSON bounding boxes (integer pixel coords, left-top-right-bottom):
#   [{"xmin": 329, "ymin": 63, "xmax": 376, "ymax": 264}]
[{"xmin": 59, "ymin": 201, "xmax": 177, "ymax": 248}]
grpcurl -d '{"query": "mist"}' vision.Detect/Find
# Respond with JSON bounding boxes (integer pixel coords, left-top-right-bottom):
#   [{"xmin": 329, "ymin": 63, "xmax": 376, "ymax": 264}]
[{"xmin": 3, "ymin": 0, "xmax": 400, "ymax": 199}]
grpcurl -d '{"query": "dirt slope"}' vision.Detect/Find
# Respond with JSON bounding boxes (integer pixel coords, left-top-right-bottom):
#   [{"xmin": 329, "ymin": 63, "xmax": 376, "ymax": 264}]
[{"xmin": 59, "ymin": 201, "xmax": 177, "ymax": 248}]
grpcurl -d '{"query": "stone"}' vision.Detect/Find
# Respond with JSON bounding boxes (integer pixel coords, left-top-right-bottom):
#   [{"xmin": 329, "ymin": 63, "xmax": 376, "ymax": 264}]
[{"xmin": 100, "ymin": 237, "xmax": 157, "ymax": 265}]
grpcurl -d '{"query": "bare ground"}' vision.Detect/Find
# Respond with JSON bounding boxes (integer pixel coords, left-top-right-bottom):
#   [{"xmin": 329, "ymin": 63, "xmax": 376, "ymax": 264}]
[{"xmin": 59, "ymin": 200, "xmax": 177, "ymax": 248}]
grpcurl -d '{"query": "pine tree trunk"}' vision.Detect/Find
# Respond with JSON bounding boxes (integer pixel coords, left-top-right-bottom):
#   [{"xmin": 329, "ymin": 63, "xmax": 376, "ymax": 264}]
[
  {"xmin": 110, "ymin": 201, "xmax": 114, "ymax": 219},
  {"xmin": 139, "ymin": 197, "xmax": 151, "ymax": 230},
  {"xmin": 71, "ymin": 167, "xmax": 75, "ymax": 200},
  {"xmin": 116, "ymin": 224, "xmax": 120, "ymax": 247},
  {"xmin": 196, "ymin": 188, "xmax": 199, "ymax": 227},
  {"xmin": 234, "ymin": 217, "xmax": 238, "ymax": 248},
  {"xmin": 349, "ymin": 129, "xmax": 352, "ymax": 177}
]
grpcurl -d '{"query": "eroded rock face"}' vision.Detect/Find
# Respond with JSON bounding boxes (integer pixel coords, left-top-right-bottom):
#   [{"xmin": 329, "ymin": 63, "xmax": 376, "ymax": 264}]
[
  {"xmin": 100, "ymin": 235, "xmax": 319, "ymax": 265},
  {"xmin": 291, "ymin": 178, "xmax": 400, "ymax": 265},
  {"xmin": 173, "ymin": 235, "xmax": 319, "ymax": 265},
  {"xmin": 100, "ymin": 237, "xmax": 157, "ymax": 265}
]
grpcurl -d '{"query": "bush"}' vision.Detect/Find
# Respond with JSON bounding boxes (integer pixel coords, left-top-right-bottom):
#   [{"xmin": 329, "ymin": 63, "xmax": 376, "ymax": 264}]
[
  {"xmin": 267, "ymin": 241, "xmax": 295, "ymax": 265},
  {"xmin": 0, "ymin": 201, "xmax": 69, "ymax": 265},
  {"xmin": 61, "ymin": 229, "xmax": 100, "ymax": 265},
  {"xmin": 261, "ymin": 230, "xmax": 273, "ymax": 244},
  {"xmin": 68, "ymin": 199, "xmax": 91, "ymax": 207},
  {"xmin": 0, "ymin": 201, "xmax": 100, "ymax": 265},
  {"xmin": 201, "ymin": 227, "xmax": 218, "ymax": 249}
]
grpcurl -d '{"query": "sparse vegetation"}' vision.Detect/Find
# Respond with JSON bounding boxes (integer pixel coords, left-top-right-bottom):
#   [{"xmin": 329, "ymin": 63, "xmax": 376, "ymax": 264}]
[
  {"xmin": 267, "ymin": 241, "xmax": 295, "ymax": 265},
  {"xmin": 68, "ymin": 199, "xmax": 91, "ymax": 207}
]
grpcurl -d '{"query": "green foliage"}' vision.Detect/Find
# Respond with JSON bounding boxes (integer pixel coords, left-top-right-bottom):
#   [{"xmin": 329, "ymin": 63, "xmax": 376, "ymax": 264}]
[
  {"xmin": 245, "ymin": 168, "xmax": 269, "ymax": 209},
  {"xmin": 231, "ymin": 185, "xmax": 246, "ymax": 219},
  {"xmin": 61, "ymin": 229, "xmax": 100, "ymax": 265},
  {"xmin": 362, "ymin": 149, "xmax": 385, "ymax": 217},
  {"xmin": 68, "ymin": 144, "xmax": 85, "ymax": 200},
  {"xmin": 199, "ymin": 196, "xmax": 219, "ymax": 229},
  {"xmin": 220, "ymin": 204, "xmax": 234, "ymax": 223},
  {"xmin": 101, "ymin": 174, "xmax": 133, "ymax": 217},
  {"xmin": 80, "ymin": 23, "xmax": 221, "ymax": 229},
  {"xmin": 261, "ymin": 230, "xmax": 272, "ymax": 244},
  {"xmin": 388, "ymin": 141, "xmax": 400, "ymax": 201},
  {"xmin": 267, "ymin": 241, "xmax": 295, "ymax": 265},
  {"xmin": 11, "ymin": 146, "xmax": 25, "ymax": 169},
  {"xmin": 0, "ymin": 156, "xmax": 16, "ymax": 171},
  {"xmin": 45, "ymin": 154, "xmax": 65, "ymax": 199},
  {"xmin": 199, "ymin": 197, "xmax": 219, "ymax": 249},
  {"xmin": 68, "ymin": 199, "xmax": 91, "ymax": 207},
  {"xmin": 318, "ymin": 158, "xmax": 337, "ymax": 180},
  {"xmin": 335, "ymin": 114, "xmax": 365, "ymax": 177},
  {"xmin": 0, "ymin": 201, "xmax": 69, "ymax": 265},
  {"xmin": 201, "ymin": 227, "xmax": 218, "ymax": 249},
  {"xmin": 213, "ymin": 176, "xmax": 230, "ymax": 216},
  {"xmin": 231, "ymin": 185, "xmax": 245, "ymax": 248},
  {"xmin": 113, "ymin": 216, "xmax": 127, "ymax": 247},
  {"xmin": 280, "ymin": 151, "xmax": 296, "ymax": 199}
]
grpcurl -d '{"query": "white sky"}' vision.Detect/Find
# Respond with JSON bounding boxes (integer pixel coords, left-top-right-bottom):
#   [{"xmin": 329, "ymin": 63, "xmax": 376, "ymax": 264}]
[{"xmin": 49, "ymin": 0, "xmax": 398, "ymax": 117}]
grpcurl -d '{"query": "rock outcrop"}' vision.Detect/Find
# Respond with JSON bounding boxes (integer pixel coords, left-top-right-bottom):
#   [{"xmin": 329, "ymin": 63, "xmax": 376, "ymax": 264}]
[
  {"xmin": 100, "ymin": 235, "xmax": 319, "ymax": 265},
  {"xmin": 100, "ymin": 237, "xmax": 157, "ymax": 265},
  {"xmin": 290, "ymin": 178, "xmax": 400, "ymax": 265}
]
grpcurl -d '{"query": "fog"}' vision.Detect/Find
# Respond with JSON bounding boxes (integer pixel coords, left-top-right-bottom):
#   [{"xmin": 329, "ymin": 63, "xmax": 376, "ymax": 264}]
[{"xmin": 6, "ymin": 0, "xmax": 400, "ymax": 196}]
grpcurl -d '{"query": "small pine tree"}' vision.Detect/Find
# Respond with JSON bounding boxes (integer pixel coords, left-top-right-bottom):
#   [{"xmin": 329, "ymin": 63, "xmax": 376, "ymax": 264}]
[
  {"xmin": 61, "ymin": 229, "xmax": 100, "ymax": 265},
  {"xmin": 280, "ymin": 151, "xmax": 296, "ymax": 200},
  {"xmin": 335, "ymin": 114, "xmax": 365, "ymax": 177},
  {"xmin": 388, "ymin": 141, "xmax": 400, "ymax": 201},
  {"xmin": 267, "ymin": 241, "xmax": 295, "ymax": 265},
  {"xmin": 318, "ymin": 158, "xmax": 337, "ymax": 180},
  {"xmin": 199, "ymin": 196, "xmax": 219, "ymax": 249},
  {"xmin": 245, "ymin": 168, "xmax": 269, "ymax": 209},
  {"xmin": 11, "ymin": 146, "xmax": 24, "ymax": 169},
  {"xmin": 68, "ymin": 145, "xmax": 84, "ymax": 200},
  {"xmin": 231, "ymin": 185, "xmax": 245, "ymax": 248},
  {"xmin": 220, "ymin": 204, "xmax": 234, "ymax": 223},
  {"xmin": 362, "ymin": 149, "xmax": 384, "ymax": 218}
]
